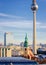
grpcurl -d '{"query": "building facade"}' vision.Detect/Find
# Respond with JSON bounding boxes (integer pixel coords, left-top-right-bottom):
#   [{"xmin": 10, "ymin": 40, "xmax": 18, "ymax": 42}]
[{"xmin": 0, "ymin": 46, "xmax": 11, "ymax": 57}]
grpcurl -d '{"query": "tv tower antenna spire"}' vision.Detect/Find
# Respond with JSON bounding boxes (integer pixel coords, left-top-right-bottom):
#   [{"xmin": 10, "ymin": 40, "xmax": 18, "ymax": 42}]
[{"xmin": 31, "ymin": 0, "xmax": 38, "ymax": 54}]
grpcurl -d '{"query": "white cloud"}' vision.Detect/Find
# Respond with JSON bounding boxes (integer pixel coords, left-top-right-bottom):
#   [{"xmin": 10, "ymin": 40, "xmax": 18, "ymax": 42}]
[
  {"xmin": 0, "ymin": 20, "xmax": 46, "ymax": 29},
  {"xmin": 40, "ymin": 26, "xmax": 46, "ymax": 29},
  {"xmin": 0, "ymin": 13, "xmax": 23, "ymax": 18},
  {"xmin": 0, "ymin": 21, "xmax": 32, "ymax": 28},
  {"xmin": 0, "ymin": 13, "xmax": 46, "ymax": 29},
  {"xmin": 0, "ymin": 20, "xmax": 41, "ymax": 29},
  {"xmin": 36, "ymin": 22, "xmax": 46, "ymax": 29}
]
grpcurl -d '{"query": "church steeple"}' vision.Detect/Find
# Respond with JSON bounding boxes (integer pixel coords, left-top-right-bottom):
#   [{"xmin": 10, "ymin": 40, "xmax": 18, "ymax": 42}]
[{"xmin": 24, "ymin": 33, "xmax": 28, "ymax": 47}]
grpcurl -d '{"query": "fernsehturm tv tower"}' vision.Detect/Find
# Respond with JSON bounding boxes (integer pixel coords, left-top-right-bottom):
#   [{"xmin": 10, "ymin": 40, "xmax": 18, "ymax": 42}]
[{"xmin": 31, "ymin": 0, "xmax": 38, "ymax": 54}]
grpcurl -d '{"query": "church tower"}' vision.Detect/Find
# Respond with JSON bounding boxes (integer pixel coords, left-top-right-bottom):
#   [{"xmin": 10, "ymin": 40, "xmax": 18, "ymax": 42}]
[{"xmin": 24, "ymin": 34, "xmax": 28, "ymax": 47}]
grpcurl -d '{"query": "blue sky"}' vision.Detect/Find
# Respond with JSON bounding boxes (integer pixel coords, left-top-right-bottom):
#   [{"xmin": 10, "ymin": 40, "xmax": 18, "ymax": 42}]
[{"xmin": 0, "ymin": 0, "xmax": 46, "ymax": 45}]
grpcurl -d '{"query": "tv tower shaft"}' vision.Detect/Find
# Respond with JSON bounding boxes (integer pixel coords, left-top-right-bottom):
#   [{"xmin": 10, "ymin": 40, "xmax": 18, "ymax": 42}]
[{"xmin": 31, "ymin": 0, "xmax": 38, "ymax": 54}]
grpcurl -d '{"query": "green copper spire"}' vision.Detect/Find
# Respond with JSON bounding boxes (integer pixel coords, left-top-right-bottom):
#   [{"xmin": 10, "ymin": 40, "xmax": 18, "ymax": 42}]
[{"xmin": 24, "ymin": 33, "xmax": 28, "ymax": 47}]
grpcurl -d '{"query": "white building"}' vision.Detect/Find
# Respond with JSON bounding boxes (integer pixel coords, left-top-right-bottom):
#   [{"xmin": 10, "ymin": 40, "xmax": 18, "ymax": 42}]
[{"xmin": 0, "ymin": 46, "xmax": 12, "ymax": 57}]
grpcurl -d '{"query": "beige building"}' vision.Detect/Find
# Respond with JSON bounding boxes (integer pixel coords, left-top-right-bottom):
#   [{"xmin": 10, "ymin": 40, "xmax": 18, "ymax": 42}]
[
  {"xmin": 0, "ymin": 46, "xmax": 12, "ymax": 57},
  {"xmin": 0, "ymin": 46, "xmax": 24, "ymax": 57}
]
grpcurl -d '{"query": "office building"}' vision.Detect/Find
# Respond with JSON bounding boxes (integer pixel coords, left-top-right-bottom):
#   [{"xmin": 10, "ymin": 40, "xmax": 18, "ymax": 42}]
[{"xmin": 4, "ymin": 33, "xmax": 6, "ymax": 46}]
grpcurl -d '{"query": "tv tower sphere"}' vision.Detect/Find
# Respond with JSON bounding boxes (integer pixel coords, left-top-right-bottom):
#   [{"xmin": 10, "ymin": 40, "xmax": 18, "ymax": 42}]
[
  {"xmin": 31, "ymin": 0, "xmax": 38, "ymax": 54},
  {"xmin": 31, "ymin": 0, "xmax": 38, "ymax": 11}
]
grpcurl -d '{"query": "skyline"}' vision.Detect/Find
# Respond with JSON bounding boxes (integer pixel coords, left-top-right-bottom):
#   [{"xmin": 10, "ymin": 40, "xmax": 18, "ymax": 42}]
[{"xmin": 0, "ymin": 0, "xmax": 46, "ymax": 45}]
